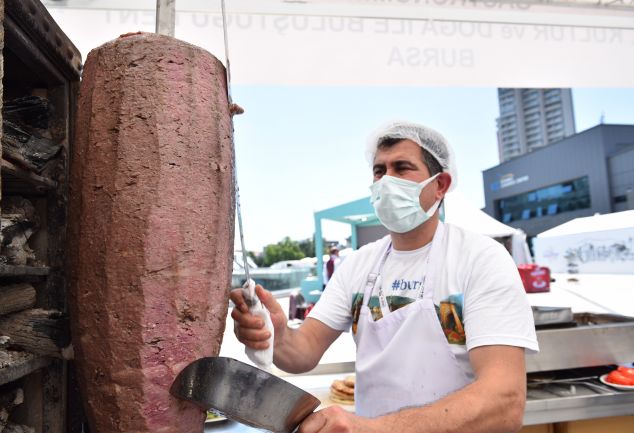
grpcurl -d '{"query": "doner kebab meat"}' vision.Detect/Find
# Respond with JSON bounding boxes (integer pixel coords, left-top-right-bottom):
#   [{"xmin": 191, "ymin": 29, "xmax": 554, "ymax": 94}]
[{"xmin": 67, "ymin": 33, "xmax": 235, "ymax": 433}]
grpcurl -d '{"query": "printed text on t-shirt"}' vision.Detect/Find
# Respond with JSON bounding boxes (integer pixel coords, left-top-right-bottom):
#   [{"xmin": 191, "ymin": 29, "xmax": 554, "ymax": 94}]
[{"xmin": 391, "ymin": 279, "xmax": 423, "ymax": 291}]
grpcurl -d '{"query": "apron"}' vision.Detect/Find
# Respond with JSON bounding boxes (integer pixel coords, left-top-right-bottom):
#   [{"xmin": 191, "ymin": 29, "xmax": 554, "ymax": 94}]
[{"xmin": 354, "ymin": 222, "xmax": 471, "ymax": 418}]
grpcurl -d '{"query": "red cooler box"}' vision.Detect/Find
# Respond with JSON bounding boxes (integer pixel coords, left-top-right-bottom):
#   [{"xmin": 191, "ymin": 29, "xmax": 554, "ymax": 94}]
[{"xmin": 518, "ymin": 264, "xmax": 551, "ymax": 293}]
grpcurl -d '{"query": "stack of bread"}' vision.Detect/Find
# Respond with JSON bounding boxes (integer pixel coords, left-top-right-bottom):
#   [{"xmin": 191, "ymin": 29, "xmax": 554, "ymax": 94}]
[{"xmin": 329, "ymin": 375, "xmax": 355, "ymax": 405}]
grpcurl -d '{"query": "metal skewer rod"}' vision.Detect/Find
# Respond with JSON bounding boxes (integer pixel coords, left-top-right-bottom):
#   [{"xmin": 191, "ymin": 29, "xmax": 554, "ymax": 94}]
[{"xmin": 220, "ymin": 0, "xmax": 254, "ymax": 299}]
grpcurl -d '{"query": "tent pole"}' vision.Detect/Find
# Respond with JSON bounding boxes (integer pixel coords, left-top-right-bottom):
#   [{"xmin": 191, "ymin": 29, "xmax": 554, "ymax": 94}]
[
  {"xmin": 315, "ymin": 214, "xmax": 324, "ymax": 289},
  {"xmin": 156, "ymin": 0, "xmax": 176, "ymax": 36},
  {"xmin": 351, "ymin": 223, "xmax": 358, "ymax": 250}
]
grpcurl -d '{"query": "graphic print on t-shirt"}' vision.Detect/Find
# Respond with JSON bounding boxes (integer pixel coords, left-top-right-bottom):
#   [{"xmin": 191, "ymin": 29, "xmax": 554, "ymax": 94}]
[
  {"xmin": 438, "ymin": 294, "xmax": 466, "ymax": 344},
  {"xmin": 350, "ymin": 292, "xmax": 466, "ymax": 345}
]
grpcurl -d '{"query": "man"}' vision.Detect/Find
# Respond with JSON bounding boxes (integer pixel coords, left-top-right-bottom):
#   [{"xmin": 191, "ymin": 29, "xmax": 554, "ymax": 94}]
[
  {"xmin": 231, "ymin": 121, "xmax": 538, "ymax": 433},
  {"xmin": 322, "ymin": 246, "xmax": 341, "ymax": 288}
]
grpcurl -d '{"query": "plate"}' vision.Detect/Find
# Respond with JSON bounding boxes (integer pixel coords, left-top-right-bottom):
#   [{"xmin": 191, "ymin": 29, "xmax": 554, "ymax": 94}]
[{"xmin": 599, "ymin": 374, "xmax": 634, "ymax": 391}]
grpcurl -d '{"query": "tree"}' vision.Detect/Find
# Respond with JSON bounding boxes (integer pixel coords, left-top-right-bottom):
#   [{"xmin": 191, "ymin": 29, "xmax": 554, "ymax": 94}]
[
  {"xmin": 298, "ymin": 236, "xmax": 328, "ymax": 258},
  {"xmin": 247, "ymin": 251, "xmax": 264, "ymax": 267},
  {"xmin": 297, "ymin": 237, "xmax": 315, "ymax": 258},
  {"xmin": 262, "ymin": 237, "xmax": 304, "ymax": 267}
]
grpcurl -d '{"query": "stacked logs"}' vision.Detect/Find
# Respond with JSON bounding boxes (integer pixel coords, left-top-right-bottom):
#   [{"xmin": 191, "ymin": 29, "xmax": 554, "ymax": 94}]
[
  {"xmin": 0, "ymin": 92, "xmax": 69, "ymax": 365},
  {"xmin": 0, "ymin": 283, "xmax": 69, "ymax": 358},
  {"xmin": 0, "ymin": 197, "xmax": 39, "ymax": 266},
  {"xmin": 0, "ymin": 284, "xmax": 68, "ymax": 432},
  {"xmin": 2, "ymin": 96, "xmax": 60, "ymax": 176},
  {"xmin": 0, "ymin": 383, "xmax": 34, "ymax": 433}
]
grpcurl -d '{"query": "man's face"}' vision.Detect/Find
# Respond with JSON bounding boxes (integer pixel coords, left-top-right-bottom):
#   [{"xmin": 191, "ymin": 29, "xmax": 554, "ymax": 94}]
[{"xmin": 372, "ymin": 139, "xmax": 438, "ymax": 212}]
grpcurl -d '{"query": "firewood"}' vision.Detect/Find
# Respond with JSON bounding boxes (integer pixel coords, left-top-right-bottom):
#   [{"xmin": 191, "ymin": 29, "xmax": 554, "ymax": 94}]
[
  {"xmin": 0, "ymin": 309, "xmax": 69, "ymax": 358},
  {"xmin": 0, "ymin": 284, "xmax": 36, "ymax": 316},
  {"xmin": 1, "ymin": 121, "xmax": 60, "ymax": 174},
  {"xmin": 3, "ymin": 96, "xmax": 51, "ymax": 130},
  {"xmin": 0, "ymin": 388, "xmax": 24, "ymax": 431},
  {"xmin": 0, "ymin": 198, "xmax": 39, "ymax": 266},
  {"xmin": 1, "ymin": 423, "xmax": 34, "ymax": 433}
]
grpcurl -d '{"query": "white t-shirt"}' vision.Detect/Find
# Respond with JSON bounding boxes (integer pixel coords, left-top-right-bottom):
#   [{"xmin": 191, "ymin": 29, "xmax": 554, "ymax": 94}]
[{"xmin": 309, "ymin": 223, "xmax": 539, "ymax": 380}]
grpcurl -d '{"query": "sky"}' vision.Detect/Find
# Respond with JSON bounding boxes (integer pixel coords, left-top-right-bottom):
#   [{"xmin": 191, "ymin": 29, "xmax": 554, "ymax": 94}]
[{"xmin": 231, "ymin": 86, "xmax": 634, "ymax": 251}]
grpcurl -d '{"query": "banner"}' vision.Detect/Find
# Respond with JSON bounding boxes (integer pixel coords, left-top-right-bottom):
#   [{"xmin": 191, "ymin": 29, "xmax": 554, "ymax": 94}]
[
  {"xmin": 534, "ymin": 229, "xmax": 634, "ymax": 274},
  {"xmin": 44, "ymin": 1, "xmax": 634, "ymax": 86}
]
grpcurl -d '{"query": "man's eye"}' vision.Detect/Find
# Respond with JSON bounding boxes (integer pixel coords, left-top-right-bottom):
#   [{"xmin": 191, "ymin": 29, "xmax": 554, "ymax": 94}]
[{"xmin": 396, "ymin": 164, "xmax": 414, "ymax": 172}]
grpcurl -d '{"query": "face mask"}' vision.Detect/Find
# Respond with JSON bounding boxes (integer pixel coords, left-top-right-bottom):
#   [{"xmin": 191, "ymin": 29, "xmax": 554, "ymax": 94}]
[{"xmin": 370, "ymin": 174, "xmax": 441, "ymax": 233}]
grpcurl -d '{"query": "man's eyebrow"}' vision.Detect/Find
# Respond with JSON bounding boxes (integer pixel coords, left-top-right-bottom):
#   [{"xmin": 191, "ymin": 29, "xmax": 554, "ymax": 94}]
[{"xmin": 393, "ymin": 159, "xmax": 417, "ymax": 167}]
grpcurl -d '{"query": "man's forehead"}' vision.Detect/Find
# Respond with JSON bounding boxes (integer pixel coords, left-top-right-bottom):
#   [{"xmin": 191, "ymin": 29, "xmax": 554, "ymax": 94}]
[{"xmin": 373, "ymin": 139, "xmax": 423, "ymax": 163}]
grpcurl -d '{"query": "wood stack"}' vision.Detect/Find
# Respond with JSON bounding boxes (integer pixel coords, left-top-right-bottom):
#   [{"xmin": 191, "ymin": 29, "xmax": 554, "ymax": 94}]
[
  {"xmin": 1, "ymin": 197, "xmax": 39, "ymax": 266},
  {"xmin": 0, "ymin": 92, "xmax": 69, "ymax": 362},
  {"xmin": 0, "ymin": 1, "xmax": 82, "ymax": 431},
  {"xmin": 0, "ymin": 307, "xmax": 69, "ymax": 358},
  {"xmin": 0, "ymin": 283, "xmax": 69, "ymax": 432},
  {"xmin": 0, "ymin": 387, "xmax": 34, "ymax": 433},
  {"xmin": 1, "ymin": 96, "xmax": 61, "ymax": 177}
]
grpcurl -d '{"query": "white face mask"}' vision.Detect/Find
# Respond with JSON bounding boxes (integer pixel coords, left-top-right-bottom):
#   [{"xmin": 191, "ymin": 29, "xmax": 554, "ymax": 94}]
[{"xmin": 370, "ymin": 174, "xmax": 441, "ymax": 233}]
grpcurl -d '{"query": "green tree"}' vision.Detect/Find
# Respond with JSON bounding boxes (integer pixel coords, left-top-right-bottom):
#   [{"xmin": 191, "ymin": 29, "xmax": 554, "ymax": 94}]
[
  {"xmin": 247, "ymin": 251, "xmax": 264, "ymax": 267},
  {"xmin": 297, "ymin": 237, "xmax": 315, "ymax": 258},
  {"xmin": 298, "ymin": 236, "xmax": 329, "ymax": 258},
  {"xmin": 262, "ymin": 236, "xmax": 304, "ymax": 266}
]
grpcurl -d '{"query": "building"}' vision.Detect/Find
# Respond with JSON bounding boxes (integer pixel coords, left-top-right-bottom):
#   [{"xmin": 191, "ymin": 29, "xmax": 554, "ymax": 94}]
[
  {"xmin": 497, "ymin": 88, "xmax": 576, "ymax": 162},
  {"xmin": 483, "ymin": 124, "xmax": 634, "ymax": 237}
]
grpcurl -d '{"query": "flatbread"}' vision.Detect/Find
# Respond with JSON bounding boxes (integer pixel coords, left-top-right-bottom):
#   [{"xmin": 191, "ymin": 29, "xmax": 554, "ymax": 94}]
[
  {"xmin": 329, "ymin": 387, "xmax": 354, "ymax": 400},
  {"xmin": 329, "ymin": 395, "xmax": 354, "ymax": 405},
  {"xmin": 331, "ymin": 380, "xmax": 354, "ymax": 395},
  {"xmin": 343, "ymin": 375, "xmax": 355, "ymax": 388}
]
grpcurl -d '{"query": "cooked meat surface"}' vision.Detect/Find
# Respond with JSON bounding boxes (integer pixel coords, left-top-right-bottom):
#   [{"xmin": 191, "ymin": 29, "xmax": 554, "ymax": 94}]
[{"xmin": 68, "ymin": 33, "xmax": 235, "ymax": 433}]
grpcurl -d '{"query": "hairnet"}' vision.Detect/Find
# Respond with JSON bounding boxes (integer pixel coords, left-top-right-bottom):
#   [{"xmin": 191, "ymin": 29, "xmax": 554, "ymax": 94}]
[{"xmin": 366, "ymin": 121, "xmax": 457, "ymax": 191}]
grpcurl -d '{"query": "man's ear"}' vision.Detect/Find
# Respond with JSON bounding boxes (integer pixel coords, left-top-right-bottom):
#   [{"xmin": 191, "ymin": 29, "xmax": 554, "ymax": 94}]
[{"xmin": 436, "ymin": 172, "xmax": 452, "ymax": 198}]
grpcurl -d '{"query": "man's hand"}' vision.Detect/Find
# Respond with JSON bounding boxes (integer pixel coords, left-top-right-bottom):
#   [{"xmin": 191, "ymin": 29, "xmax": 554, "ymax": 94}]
[
  {"xmin": 231, "ymin": 285, "xmax": 342, "ymax": 374},
  {"xmin": 230, "ymin": 284, "xmax": 287, "ymax": 350},
  {"xmin": 298, "ymin": 406, "xmax": 381, "ymax": 433}
]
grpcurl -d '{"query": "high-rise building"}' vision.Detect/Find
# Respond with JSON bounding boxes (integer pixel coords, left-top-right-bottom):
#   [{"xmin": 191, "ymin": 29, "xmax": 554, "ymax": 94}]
[{"xmin": 496, "ymin": 88, "xmax": 576, "ymax": 162}]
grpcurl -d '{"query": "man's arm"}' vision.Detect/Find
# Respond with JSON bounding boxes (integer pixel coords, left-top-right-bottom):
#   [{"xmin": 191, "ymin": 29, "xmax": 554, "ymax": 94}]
[
  {"xmin": 299, "ymin": 345, "xmax": 526, "ymax": 433},
  {"xmin": 230, "ymin": 285, "xmax": 342, "ymax": 374},
  {"xmin": 273, "ymin": 318, "xmax": 342, "ymax": 373}
]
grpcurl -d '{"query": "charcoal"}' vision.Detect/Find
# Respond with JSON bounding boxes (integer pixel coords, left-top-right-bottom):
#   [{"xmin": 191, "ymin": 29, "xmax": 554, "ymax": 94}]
[
  {"xmin": 0, "ymin": 197, "xmax": 39, "ymax": 266},
  {"xmin": 2, "ymin": 121, "xmax": 61, "ymax": 173},
  {"xmin": 3, "ymin": 96, "xmax": 52, "ymax": 129}
]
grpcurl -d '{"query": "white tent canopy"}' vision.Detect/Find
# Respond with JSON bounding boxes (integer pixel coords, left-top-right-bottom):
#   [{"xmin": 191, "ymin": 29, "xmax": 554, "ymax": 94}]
[
  {"xmin": 443, "ymin": 192, "xmax": 532, "ymax": 265},
  {"xmin": 444, "ymin": 191, "xmax": 518, "ymax": 238},
  {"xmin": 538, "ymin": 210, "xmax": 634, "ymax": 237},
  {"xmin": 534, "ymin": 210, "xmax": 634, "ymax": 274}
]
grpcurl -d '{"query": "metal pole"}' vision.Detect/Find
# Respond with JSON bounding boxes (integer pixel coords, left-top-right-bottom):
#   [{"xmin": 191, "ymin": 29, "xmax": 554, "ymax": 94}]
[
  {"xmin": 315, "ymin": 215, "xmax": 324, "ymax": 288},
  {"xmin": 156, "ymin": 0, "xmax": 176, "ymax": 36}
]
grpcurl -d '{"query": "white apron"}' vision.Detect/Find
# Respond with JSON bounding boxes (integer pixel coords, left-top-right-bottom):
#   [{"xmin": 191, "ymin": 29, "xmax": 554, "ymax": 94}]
[{"xmin": 354, "ymin": 222, "xmax": 471, "ymax": 418}]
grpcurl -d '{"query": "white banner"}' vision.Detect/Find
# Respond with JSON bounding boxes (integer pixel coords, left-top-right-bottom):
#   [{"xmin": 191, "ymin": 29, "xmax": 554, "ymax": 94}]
[
  {"xmin": 45, "ymin": 1, "xmax": 634, "ymax": 86},
  {"xmin": 534, "ymin": 229, "xmax": 634, "ymax": 274}
]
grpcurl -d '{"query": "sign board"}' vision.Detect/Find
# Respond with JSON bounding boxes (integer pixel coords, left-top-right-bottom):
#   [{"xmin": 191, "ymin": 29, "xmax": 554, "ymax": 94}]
[
  {"xmin": 534, "ymin": 228, "xmax": 634, "ymax": 274},
  {"xmin": 44, "ymin": 0, "xmax": 634, "ymax": 87}
]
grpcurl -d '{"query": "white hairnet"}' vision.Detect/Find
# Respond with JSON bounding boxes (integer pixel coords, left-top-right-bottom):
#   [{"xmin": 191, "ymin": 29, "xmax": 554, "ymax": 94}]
[{"xmin": 366, "ymin": 121, "xmax": 457, "ymax": 191}]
